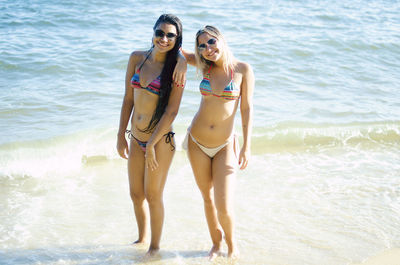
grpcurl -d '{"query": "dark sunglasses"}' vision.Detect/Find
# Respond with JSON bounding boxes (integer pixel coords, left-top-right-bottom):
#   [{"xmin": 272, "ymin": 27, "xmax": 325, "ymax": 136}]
[
  {"xmin": 154, "ymin": 29, "xmax": 177, "ymax": 40},
  {"xmin": 198, "ymin": 38, "xmax": 217, "ymax": 51}
]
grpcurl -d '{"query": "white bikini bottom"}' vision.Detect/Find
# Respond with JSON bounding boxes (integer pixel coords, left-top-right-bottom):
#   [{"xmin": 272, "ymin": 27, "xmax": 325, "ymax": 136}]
[{"xmin": 182, "ymin": 131, "xmax": 236, "ymax": 158}]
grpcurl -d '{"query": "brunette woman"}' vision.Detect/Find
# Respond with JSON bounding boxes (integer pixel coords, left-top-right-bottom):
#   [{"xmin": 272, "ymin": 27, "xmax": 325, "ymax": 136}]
[{"xmin": 116, "ymin": 14, "xmax": 185, "ymax": 256}]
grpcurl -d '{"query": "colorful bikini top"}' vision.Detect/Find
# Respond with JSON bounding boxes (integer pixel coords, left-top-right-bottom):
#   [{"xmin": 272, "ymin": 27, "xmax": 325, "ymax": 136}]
[
  {"xmin": 131, "ymin": 52, "xmax": 161, "ymax": 96},
  {"xmin": 199, "ymin": 65, "xmax": 240, "ymax": 100}
]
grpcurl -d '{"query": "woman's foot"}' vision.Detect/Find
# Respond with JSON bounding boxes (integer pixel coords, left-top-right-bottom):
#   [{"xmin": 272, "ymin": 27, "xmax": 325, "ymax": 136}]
[
  {"xmin": 145, "ymin": 246, "xmax": 160, "ymax": 257},
  {"xmin": 208, "ymin": 228, "xmax": 224, "ymax": 260},
  {"xmin": 132, "ymin": 238, "xmax": 147, "ymax": 244},
  {"xmin": 208, "ymin": 244, "xmax": 223, "ymax": 260},
  {"xmin": 227, "ymin": 244, "xmax": 239, "ymax": 259}
]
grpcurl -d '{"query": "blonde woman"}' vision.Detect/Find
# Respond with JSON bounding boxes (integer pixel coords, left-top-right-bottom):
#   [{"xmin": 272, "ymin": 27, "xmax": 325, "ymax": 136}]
[{"xmin": 181, "ymin": 25, "xmax": 254, "ymax": 258}]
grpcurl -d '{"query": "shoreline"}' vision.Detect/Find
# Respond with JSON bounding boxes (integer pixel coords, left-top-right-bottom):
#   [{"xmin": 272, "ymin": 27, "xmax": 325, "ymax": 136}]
[{"xmin": 352, "ymin": 248, "xmax": 400, "ymax": 265}]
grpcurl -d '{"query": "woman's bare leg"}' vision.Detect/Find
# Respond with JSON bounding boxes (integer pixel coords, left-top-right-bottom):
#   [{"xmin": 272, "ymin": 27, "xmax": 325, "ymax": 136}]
[
  {"xmin": 144, "ymin": 136, "xmax": 175, "ymax": 255},
  {"xmin": 187, "ymin": 136, "xmax": 223, "ymax": 259},
  {"xmin": 128, "ymin": 139, "xmax": 148, "ymax": 243},
  {"xmin": 212, "ymin": 140, "xmax": 239, "ymax": 258}
]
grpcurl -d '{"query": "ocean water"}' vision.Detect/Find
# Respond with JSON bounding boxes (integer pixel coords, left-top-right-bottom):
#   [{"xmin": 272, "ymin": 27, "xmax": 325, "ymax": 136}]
[{"xmin": 1, "ymin": 0, "xmax": 400, "ymax": 264}]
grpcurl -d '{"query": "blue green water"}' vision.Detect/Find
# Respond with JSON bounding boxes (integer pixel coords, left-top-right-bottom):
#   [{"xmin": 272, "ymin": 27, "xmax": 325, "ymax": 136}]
[{"xmin": 1, "ymin": 1, "xmax": 400, "ymax": 264}]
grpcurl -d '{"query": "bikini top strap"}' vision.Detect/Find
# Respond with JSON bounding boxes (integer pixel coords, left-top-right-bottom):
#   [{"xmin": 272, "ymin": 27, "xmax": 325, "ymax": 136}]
[
  {"xmin": 137, "ymin": 48, "xmax": 153, "ymax": 72},
  {"xmin": 205, "ymin": 65, "xmax": 233, "ymax": 80},
  {"xmin": 205, "ymin": 64, "xmax": 212, "ymax": 78}
]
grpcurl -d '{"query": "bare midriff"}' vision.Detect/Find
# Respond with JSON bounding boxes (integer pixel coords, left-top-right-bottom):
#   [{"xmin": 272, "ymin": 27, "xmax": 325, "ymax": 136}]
[
  {"xmin": 190, "ymin": 96, "xmax": 239, "ymax": 148},
  {"xmin": 130, "ymin": 89, "xmax": 171, "ymax": 141}
]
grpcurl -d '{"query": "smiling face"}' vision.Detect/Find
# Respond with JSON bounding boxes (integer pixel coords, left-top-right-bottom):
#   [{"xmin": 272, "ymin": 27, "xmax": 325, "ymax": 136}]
[
  {"xmin": 197, "ymin": 32, "xmax": 223, "ymax": 62},
  {"xmin": 153, "ymin": 23, "xmax": 177, "ymax": 53}
]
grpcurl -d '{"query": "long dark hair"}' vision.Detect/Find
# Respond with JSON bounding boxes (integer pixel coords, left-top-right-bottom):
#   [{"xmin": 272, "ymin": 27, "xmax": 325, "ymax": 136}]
[{"xmin": 142, "ymin": 14, "xmax": 182, "ymax": 133}]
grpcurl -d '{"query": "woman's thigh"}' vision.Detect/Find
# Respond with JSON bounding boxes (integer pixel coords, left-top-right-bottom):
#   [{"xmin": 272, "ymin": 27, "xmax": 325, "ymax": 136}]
[
  {"xmin": 128, "ymin": 138, "xmax": 146, "ymax": 198},
  {"xmin": 144, "ymin": 135, "xmax": 175, "ymax": 196},
  {"xmin": 212, "ymin": 140, "xmax": 238, "ymax": 210},
  {"xmin": 187, "ymin": 135, "xmax": 213, "ymax": 197}
]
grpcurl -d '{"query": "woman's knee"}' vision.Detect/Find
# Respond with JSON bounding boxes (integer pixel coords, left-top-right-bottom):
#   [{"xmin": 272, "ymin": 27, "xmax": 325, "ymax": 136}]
[
  {"xmin": 130, "ymin": 189, "xmax": 145, "ymax": 204},
  {"xmin": 215, "ymin": 200, "xmax": 233, "ymax": 217},
  {"xmin": 202, "ymin": 195, "xmax": 214, "ymax": 206},
  {"xmin": 200, "ymin": 189, "xmax": 215, "ymax": 206},
  {"xmin": 144, "ymin": 188, "xmax": 162, "ymax": 205}
]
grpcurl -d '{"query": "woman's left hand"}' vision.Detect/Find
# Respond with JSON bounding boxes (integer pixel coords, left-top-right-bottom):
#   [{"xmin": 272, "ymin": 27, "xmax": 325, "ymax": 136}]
[
  {"xmin": 145, "ymin": 144, "xmax": 158, "ymax": 171},
  {"xmin": 238, "ymin": 148, "xmax": 250, "ymax": 170}
]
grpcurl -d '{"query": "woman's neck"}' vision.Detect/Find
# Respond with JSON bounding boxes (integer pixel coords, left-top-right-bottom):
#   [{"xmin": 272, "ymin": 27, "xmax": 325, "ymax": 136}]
[
  {"xmin": 151, "ymin": 49, "xmax": 167, "ymax": 64},
  {"xmin": 214, "ymin": 57, "xmax": 224, "ymax": 68}
]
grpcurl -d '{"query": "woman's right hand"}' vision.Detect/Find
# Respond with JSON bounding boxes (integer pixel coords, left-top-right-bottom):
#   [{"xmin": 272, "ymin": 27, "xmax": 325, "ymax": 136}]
[
  {"xmin": 238, "ymin": 147, "xmax": 250, "ymax": 170},
  {"xmin": 173, "ymin": 52, "xmax": 187, "ymax": 87},
  {"xmin": 117, "ymin": 136, "xmax": 129, "ymax": 159}
]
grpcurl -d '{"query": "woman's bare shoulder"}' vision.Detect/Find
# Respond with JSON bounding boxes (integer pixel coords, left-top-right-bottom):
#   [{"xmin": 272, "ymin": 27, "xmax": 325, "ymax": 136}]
[
  {"xmin": 234, "ymin": 60, "xmax": 252, "ymax": 74},
  {"xmin": 130, "ymin": 50, "xmax": 148, "ymax": 61}
]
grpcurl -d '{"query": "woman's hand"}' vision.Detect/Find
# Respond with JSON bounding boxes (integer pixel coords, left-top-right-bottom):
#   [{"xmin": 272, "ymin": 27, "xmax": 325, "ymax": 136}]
[
  {"xmin": 145, "ymin": 144, "xmax": 158, "ymax": 171},
  {"xmin": 173, "ymin": 53, "xmax": 187, "ymax": 87},
  {"xmin": 117, "ymin": 136, "xmax": 129, "ymax": 159},
  {"xmin": 238, "ymin": 147, "xmax": 250, "ymax": 170}
]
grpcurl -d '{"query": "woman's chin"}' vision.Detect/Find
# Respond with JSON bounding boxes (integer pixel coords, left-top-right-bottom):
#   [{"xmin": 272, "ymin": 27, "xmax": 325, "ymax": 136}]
[
  {"xmin": 154, "ymin": 43, "xmax": 173, "ymax": 53},
  {"xmin": 204, "ymin": 53, "xmax": 220, "ymax": 62}
]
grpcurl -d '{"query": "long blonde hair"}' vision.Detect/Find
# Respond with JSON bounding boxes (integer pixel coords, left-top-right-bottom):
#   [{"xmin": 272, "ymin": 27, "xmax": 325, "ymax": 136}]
[{"xmin": 195, "ymin": 25, "xmax": 235, "ymax": 75}]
